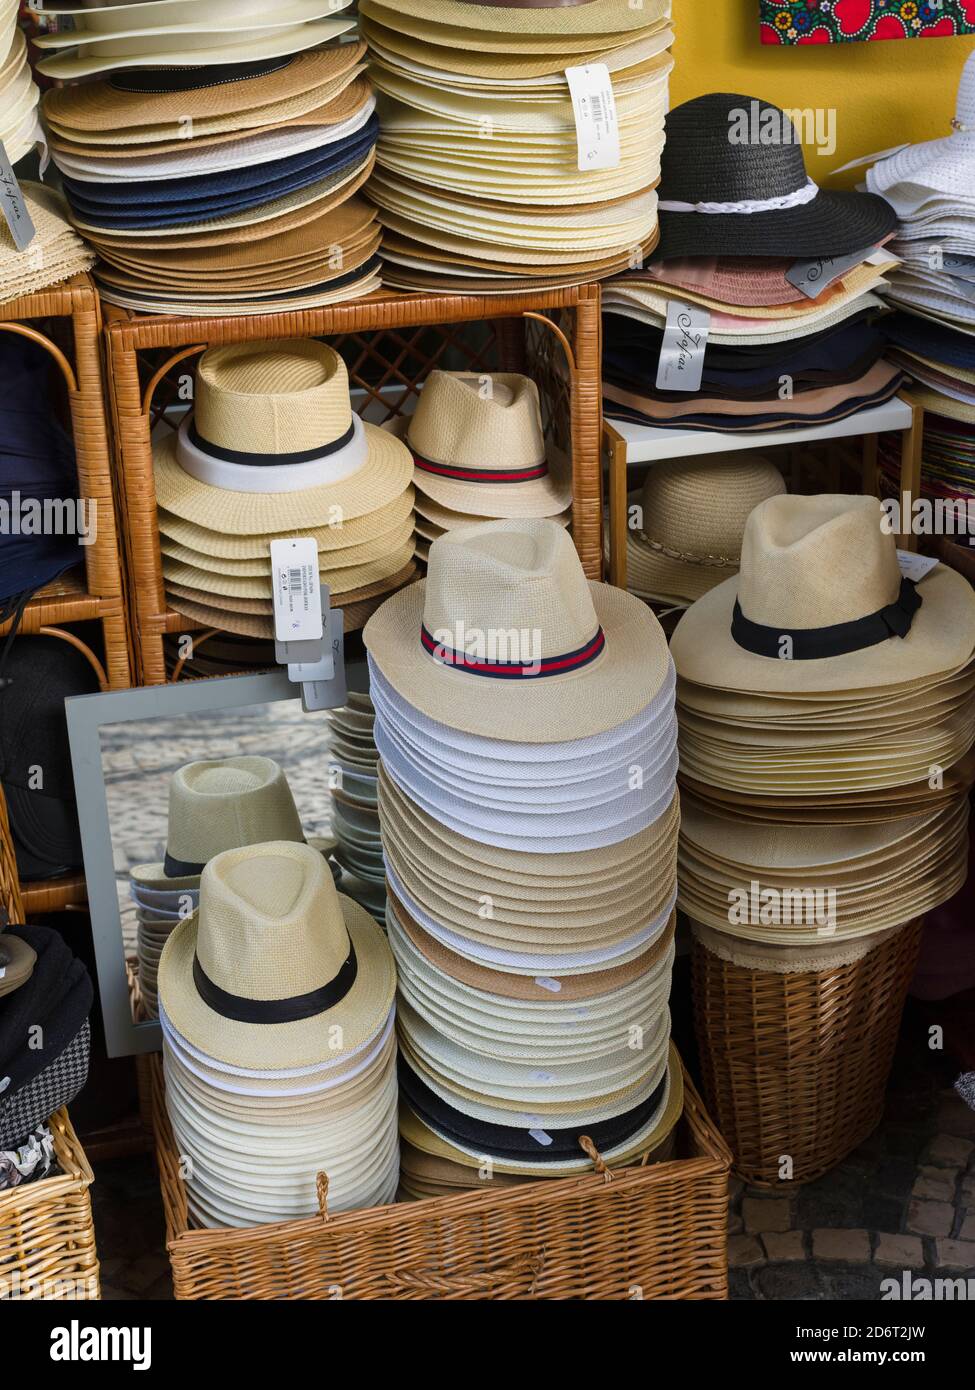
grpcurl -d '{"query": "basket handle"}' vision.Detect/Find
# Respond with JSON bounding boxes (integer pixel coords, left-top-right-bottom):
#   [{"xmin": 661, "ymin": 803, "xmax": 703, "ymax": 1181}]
[
  {"xmin": 579, "ymin": 1134, "xmax": 613, "ymax": 1184},
  {"xmin": 316, "ymin": 1172, "xmax": 330, "ymax": 1223}
]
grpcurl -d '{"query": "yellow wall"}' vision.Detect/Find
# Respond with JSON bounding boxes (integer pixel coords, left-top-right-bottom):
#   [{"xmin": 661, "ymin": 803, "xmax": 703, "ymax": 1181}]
[{"xmin": 669, "ymin": 0, "xmax": 975, "ymax": 186}]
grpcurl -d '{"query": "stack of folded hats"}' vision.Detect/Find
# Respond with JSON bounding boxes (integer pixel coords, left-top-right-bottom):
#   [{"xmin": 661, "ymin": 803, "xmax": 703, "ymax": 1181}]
[
  {"xmin": 602, "ymin": 93, "xmax": 903, "ymax": 433},
  {"xmin": 405, "ymin": 371, "xmax": 571, "ymax": 563},
  {"xmin": 0, "ymin": 183, "xmax": 94, "ymax": 305},
  {"xmin": 364, "ymin": 518, "xmax": 685, "ymax": 1182},
  {"xmin": 36, "ymin": 1, "xmax": 384, "ymax": 314},
  {"xmin": 358, "ymin": 0, "xmax": 673, "ymax": 292},
  {"xmin": 326, "ymin": 694, "xmax": 386, "ymax": 925},
  {"xmin": 0, "ymin": 925, "xmax": 93, "ymax": 1154},
  {"xmin": 1, "ymin": 336, "xmax": 84, "ymax": 626},
  {"xmin": 0, "ymin": 5, "xmax": 43, "ymax": 168},
  {"xmin": 129, "ymin": 754, "xmax": 330, "ymax": 1020},
  {"xmin": 158, "ymin": 840, "xmax": 399, "ymax": 1227},
  {"xmin": 670, "ymin": 494, "xmax": 975, "ymax": 948},
  {"xmin": 162, "ymin": 631, "xmax": 276, "ymax": 679},
  {"xmin": 151, "ymin": 338, "xmax": 415, "ymax": 639},
  {"xmin": 0, "ymin": 636, "xmax": 99, "ymax": 882},
  {"xmin": 616, "ymin": 453, "xmax": 786, "ymax": 613}
]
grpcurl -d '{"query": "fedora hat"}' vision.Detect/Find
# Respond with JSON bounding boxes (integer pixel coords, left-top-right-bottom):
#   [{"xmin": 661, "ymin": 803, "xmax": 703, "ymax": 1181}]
[
  {"xmin": 364, "ymin": 518, "xmax": 670, "ymax": 743},
  {"xmin": 158, "ymin": 841, "xmax": 396, "ymax": 1071},
  {"xmin": 153, "ymin": 339, "xmax": 412, "ymax": 535},
  {"xmin": 656, "ymin": 93, "xmax": 897, "ymax": 261},
  {"xmin": 362, "ymin": 0, "xmax": 669, "ymax": 38},
  {"xmin": 407, "ymin": 372, "xmax": 571, "ymax": 520},
  {"xmin": 671, "ymin": 495, "xmax": 975, "ymax": 696},
  {"xmin": 620, "ymin": 454, "xmax": 786, "ymax": 605},
  {"xmin": 0, "ymin": 933, "xmax": 36, "ymax": 1000}
]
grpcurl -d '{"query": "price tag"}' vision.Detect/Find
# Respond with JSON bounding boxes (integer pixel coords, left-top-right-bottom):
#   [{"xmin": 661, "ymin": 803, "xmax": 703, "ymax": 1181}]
[
  {"xmin": 301, "ymin": 608, "xmax": 347, "ymax": 713},
  {"xmin": 896, "ymin": 550, "xmax": 940, "ymax": 583},
  {"xmin": 0, "ymin": 141, "xmax": 36, "ymax": 252},
  {"xmin": 0, "ymin": 967, "xmax": 6, "ymax": 981},
  {"xmin": 533, "ymin": 976, "xmax": 562, "ymax": 993},
  {"xmin": 565, "ymin": 64, "xmax": 620, "ymax": 172},
  {"xmin": 785, "ymin": 244, "xmax": 880, "ymax": 299},
  {"xmin": 270, "ymin": 538, "xmax": 322, "ymax": 643},
  {"xmin": 655, "ymin": 301, "xmax": 710, "ymax": 393},
  {"xmin": 289, "ymin": 590, "xmax": 335, "ymax": 683}
]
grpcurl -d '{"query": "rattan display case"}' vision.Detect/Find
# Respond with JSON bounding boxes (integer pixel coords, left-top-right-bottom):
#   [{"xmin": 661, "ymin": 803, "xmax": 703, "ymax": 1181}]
[
  {"xmin": 0, "ymin": 1107, "xmax": 100, "ymax": 1300},
  {"xmin": 692, "ymin": 918, "xmax": 925, "ymax": 1187},
  {"xmin": 0, "ymin": 274, "xmax": 131, "ymax": 689},
  {"xmin": 102, "ymin": 286, "xmax": 604, "ymax": 685},
  {"xmin": 148, "ymin": 1052, "xmax": 730, "ymax": 1301}
]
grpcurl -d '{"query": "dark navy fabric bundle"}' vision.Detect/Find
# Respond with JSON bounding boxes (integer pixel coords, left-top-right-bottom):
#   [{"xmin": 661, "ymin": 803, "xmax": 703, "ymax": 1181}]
[{"xmin": 881, "ymin": 311, "xmax": 975, "ymax": 372}]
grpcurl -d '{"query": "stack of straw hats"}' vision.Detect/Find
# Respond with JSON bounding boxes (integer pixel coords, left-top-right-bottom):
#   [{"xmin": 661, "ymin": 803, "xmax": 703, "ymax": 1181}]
[
  {"xmin": 130, "ymin": 755, "xmax": 331, "ymax": 1019},
  {"xmin": 326, "ymin": 693, "xmax": 386, "ymax": 924},
  {"xmin": 1, "ymin": 7, "xmax": 43, "ymax": 168},
  {"xmin": 603, "ymin": 94, "xmax": 903, "ymax": 432},
  {"xmin": 37, "ymin": 1, "xmax": 384, "ymax": 314},
  {"xmin": 405, "ymin": 371, "xmax": 571, "ymax": 562},
  {"xmin": 364, "ymin": 517, "xmax": 685, "ymax": 1180},
  {"xmin": 358, "ymin": 0, "xmax": 673, "ymax": 292},
  {"xmin": 151, "ymin": 338, "xmax": 415, "ymax": 638},
  {"xmin": 0, "ymin": 184, "xmax": 94, "ymax": 305},
  {"xmin": 670, "ymin": 493, "xmax": 975, "ymax": 949},
  {"xmin": 158, "ymin": 841, "xmax": 399, "ymax": 1227},
  {"xmin": 616, "ymin": 453, "xmax": 786, "ymax": 611}
]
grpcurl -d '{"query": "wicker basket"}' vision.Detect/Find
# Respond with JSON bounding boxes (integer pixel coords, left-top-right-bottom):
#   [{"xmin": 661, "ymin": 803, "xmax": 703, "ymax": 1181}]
[
  {"xmin": 0, "ymin": 275, "xmax": 132, "ymax": 688},
  {"xmin": 102, "ymin": 287, "xmax": 604, "ymax": 685},
  {"xmin": 0, "ymin": 1108, "xmax": 100, "ymax": 1300},
  {"xmin": 692, "ymin": 919, "xmax": 925, "ymax": 1187},
  {"xmin": 149, "ymin": 1052, "xmax": 730, "ymax": 1301}
]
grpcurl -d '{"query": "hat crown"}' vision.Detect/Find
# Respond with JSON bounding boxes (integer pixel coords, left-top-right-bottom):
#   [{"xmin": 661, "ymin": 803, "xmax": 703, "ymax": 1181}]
[
  {"xmin": 408, "ymin": 372, "xmax": 545, "ymax": 472},
  {"xmin": 166, "ymin": 755, "xmax": 304, "ymax": 864},
  {"xmin": 737, "ymin": 495, "xmax": 902, "ymax": 630},
  {"xmin": 955, "ymin": 50, "xmax": 975, "ymax": 131},
  {"xmin": 422, "ymin": 519, "xmax": 601, "ymax": 662},
  {"xmin": 195, "ymin": 842, "xmax": 351, "ymax": 1005},
  {"xmin": 661, "ymin": 93, "xmax": 809, "ymax": 204},
  {"xmin": 193, "ymin": 339, "xmax": 353, "ymax": 458},
  {"xmin": 639, "ymin": 454, "xmax": 785, "ymax": 560}
]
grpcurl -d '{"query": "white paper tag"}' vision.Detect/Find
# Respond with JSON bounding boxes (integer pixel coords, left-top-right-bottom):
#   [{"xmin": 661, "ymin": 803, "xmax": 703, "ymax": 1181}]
[
  {"xmin": 528, "ymin": 1128, "xmax": 553, "ymax": 1147},
  {"xmin": 897, "ymin": 550, "xmax": 940, "ymax": 583},
  {"xmin": 655, "ymin": 301, "xmax": 710, "ymax": 393},
  {"xmin": 288, "ymin": 588, "xmax": 334, "ymax": 683},
  {"xmin": 0, "ymin": 141, "xmax": 36, "ymax": 253},
  {"xmin": 533, "ymin": 976, "xmax": 562, "ymax": 993},
  {"xmin": 786, "ymin": 244, "xmax": 880, "ymax": 299},
  {"xmin": 565, "ymin": 64, "xmax": 620, "ymax": 172},
  {"xmin": 270, "ymin": 538, "xmax": 323, "ymax": 643}
]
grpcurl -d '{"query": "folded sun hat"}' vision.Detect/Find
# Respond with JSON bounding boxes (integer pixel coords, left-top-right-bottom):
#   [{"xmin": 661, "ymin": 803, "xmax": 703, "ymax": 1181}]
[{"xmin": 656, "ymin": 92, "xmax": 897, "ymax": 261}]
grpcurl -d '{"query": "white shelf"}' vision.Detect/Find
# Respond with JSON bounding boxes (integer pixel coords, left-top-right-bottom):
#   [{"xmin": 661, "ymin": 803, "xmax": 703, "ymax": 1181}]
[{"xmin": 608, "ymin": 397, "xmax": 915, "ymax": 465}]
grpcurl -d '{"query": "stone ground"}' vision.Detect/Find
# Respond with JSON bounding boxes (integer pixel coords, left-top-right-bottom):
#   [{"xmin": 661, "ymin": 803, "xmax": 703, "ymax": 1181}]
[{"xmin": 90, "ymin": 998, "xmax": 975, "ymax": 1302}]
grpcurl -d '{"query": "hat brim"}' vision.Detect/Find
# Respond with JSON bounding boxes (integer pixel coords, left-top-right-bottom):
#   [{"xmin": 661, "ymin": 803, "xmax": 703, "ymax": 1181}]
[
  {"xmin": 361, "ymin": 0, "xmax": 667, "ymax": 39},
  {"xmin": 658, "ymin": 189, "xmax": 897, "ymax": 262},
  {"xmin": 364, "ymin": 577, "xmax": 671, "ymax": 743}
]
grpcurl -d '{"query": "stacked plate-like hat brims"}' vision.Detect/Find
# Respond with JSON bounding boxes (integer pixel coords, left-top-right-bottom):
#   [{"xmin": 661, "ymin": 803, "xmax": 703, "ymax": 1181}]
[
  {"xmin": 327, "ymin": 693, "xmax": 386, "ymax": 924},
  {"xmin": 0, "ymin": 24, "xmax": 42, "ymax": 168}
]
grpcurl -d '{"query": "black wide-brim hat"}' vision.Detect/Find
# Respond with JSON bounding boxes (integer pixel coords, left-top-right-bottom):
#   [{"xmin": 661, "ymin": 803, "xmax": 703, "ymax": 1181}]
[{"xmin": 656, "ymin": 92, "xmax": 897, "ymax": 261}]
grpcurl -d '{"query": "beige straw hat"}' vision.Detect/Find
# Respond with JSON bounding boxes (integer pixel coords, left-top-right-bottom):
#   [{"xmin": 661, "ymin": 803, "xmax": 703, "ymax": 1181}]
[
  {"xmin": 670, "ymin": 495, "xmax": 975, "ymax": 696},
  {"xmin": 153, "ymin": 339, "xmax": 412, "ymax": 534},
  {"xmin": 407, "ymin": 372, "xmax": 570, "ymax": 519},
  {"xmin": 158, "ymin": 841, "xmax": 395, "ymax": 1070},
  {"xmin": 364, "ymin": 518, "xmax": 670, "ymax": 742},
  {"xmin": 35, "ymin": 0, "xmax": 352, "ymax": 45},
  {"xmin": 620, "ymin": 455, "xmax": 786, "ymax": 606},
  {"xmin": 360, "ymin": 0, "xmax": 669, "ymax": 39}
]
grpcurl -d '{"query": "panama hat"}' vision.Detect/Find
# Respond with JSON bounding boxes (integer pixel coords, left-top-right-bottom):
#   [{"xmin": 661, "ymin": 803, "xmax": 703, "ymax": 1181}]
[
  {"xmin": 365, "ymin": 519, "xmax": 670, "ymax": 743},
  {"xmin": 671, "ymin": 495, "xmax": 975, "ymax": 697},
  {"xmin": 158, "ymin": 841, "xmax": 396, "ymax": 1071},
  {"xmin": 620, "ymin": 454, "xmax": 786, "ymax": 606},
  {"xmin": 361, "ymin": 0, "xmax": 669, "ymax": 38},
  {"xmin": 406, "ymin": 373, "xmax": 570, "ymax": 520},
  {"xmin": 0, "ymin": 933, "xmax": 36, "ymax": 1001},
  {"xmin": 656, "ymin": 93, "xmax": 896, "ymax": 261},
  {"xmin": 35, "ymin": 0, "xmax": 353, "ymax": 45},
  {"xmin": 153, "ymin": 339, "xmax": 412, "ymax": 535}
]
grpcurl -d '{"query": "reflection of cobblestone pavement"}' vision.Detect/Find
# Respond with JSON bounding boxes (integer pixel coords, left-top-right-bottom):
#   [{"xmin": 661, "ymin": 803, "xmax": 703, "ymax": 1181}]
[{"xmin": 102, "ymin": 701, "xmax": 334, "ymax": 952}]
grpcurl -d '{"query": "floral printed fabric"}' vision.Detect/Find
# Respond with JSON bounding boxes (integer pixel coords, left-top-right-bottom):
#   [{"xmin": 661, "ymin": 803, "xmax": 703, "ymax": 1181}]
[{"xmin": 761, "ymin": 2, "xmax": 975, "ymax": 43}]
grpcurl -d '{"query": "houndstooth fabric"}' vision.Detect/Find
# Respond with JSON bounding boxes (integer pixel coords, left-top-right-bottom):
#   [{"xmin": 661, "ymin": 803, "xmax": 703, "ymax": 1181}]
[{"xmin": 0, "ymin": 1021, "xmax": 89, "ymax": 1150}]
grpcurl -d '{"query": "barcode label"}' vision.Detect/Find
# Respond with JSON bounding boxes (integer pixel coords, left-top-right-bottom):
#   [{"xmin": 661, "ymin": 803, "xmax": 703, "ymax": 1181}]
[
  {"xmin": 288, "ymin": 567, "xmax": 303, "ymax": 593},
  {"xmin": 565, "ymin": 64, "xmax": 620, "ymax": 172},
  {"xmin": 269, "ymin": 538, "xmax": 323, "ymax": 642}
]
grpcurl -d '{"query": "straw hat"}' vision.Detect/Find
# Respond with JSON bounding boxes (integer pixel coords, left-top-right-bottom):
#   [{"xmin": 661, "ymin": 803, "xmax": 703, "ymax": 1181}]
[
  {"xmin": 0, "ymin": 933, "xmax": 36, "ymax": 1000},
  {"xmin": 153, "ymin": 339, "xmax": 412, "ymax": 535},
  {"xmin": 362, "ymin": 0, "xmax": 670, "ymax": 38},
  {"xmin": 35, "ymin": 0, "xmax": 352, "ymax": 44},
  {"xmin": 158, "ymin": 841, "xmax": 396, "ymax": 1070},
  {"xmin": 621, "ymin": 454, "xmax": 786, "ymax": 605},
  {"xmin": 670, "ymin": 495, "xmax": 975, "ymax": 695},
  {"xmin": 867, "ymin": 52, "xmax": 975, "ymax": 203},
  {"xmin": 364, "ymin": 518, "xmax": 670, "ymax": 742},
  {"xmin": 406, "ymin": 372, "xmax": 571, "ymax": 519}
]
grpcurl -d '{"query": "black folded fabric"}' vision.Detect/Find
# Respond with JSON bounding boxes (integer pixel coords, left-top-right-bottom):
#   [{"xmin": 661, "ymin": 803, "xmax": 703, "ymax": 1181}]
[
  {"xmin": 882, "ymin": 311, "xmax": 975, "ymax": 372},
  {"xmin": 0, "ymin": 926, "xmax": 93, "ymax": 1093},
  {"xmin": 398, "ymin": 1056, "xmax": 668, "ymax": 1162}
]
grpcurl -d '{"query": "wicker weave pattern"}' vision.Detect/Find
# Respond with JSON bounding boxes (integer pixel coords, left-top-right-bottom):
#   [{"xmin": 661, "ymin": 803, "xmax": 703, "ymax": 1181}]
[
  {"xmin": 0, "ymin": 1109, "xmax": 100, "ymax": 1301},
  {"xmin": 149, "ymin": 1053, "xmax": 729, "ymax": 1301},
  {"xmin": 103, "ymin": 288, "xmax": 603, "ymax": 686},
  {"xmin": 0, "ymin": 785, "xmax": 22, "ymax": 930},
  {"xmin": 692, "ymin": 918, "xmax": 924, "ymax": 1187}
]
